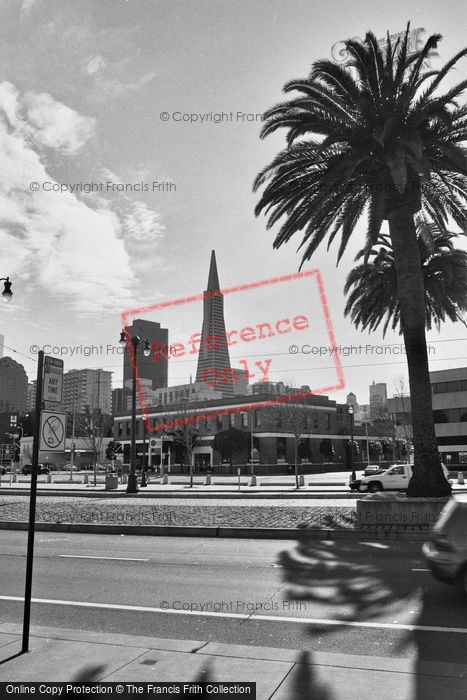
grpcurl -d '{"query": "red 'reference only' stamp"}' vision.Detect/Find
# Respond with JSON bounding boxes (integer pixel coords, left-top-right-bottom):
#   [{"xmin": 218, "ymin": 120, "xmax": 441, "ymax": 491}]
[{"xmin": 121, "ymin": 269, "xmax": 345, "ymax": 431}]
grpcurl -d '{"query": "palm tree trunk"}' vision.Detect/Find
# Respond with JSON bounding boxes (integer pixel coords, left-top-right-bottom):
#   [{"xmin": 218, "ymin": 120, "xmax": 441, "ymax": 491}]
[{"xmin": 388, "ymin": 204, "xmax": 451, "ymax": 497}]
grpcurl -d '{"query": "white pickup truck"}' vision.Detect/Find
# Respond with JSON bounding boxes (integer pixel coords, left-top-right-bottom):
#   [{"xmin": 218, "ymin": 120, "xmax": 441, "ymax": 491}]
[{"xmin": 357, "ymin": 463, "xmax": 450, "ymax": 493}]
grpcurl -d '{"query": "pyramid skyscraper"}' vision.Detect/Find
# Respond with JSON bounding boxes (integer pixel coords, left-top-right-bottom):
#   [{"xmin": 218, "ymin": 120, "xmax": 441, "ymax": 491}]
[{"xmin": 196, "ymin": 250, "xmax": 234, "ymax": 397}]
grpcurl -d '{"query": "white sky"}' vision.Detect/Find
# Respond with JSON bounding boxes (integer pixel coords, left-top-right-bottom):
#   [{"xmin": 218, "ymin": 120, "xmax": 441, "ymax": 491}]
[{"xmin": 0, "ymin": 0, "xmax": 466, "ymax": 406}]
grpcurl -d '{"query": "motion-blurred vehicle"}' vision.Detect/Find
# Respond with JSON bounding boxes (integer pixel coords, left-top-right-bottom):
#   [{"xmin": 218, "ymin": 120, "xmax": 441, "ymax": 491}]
[
  {"xmin": 22, "ymin": 464, "xmax": 50, "ymax": 475},
  {"xmin": 423, "ymin": 497, "xmax": 467, "ymax": 598}
]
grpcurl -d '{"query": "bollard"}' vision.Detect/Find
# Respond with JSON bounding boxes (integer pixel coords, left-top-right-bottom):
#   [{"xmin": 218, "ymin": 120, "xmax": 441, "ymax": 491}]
[
  {"xmin": 299, "ymin": 474, "xmax": 305, "ymax": 487},
  {"xmin": 12, "ymin": 473, "xmax": 17, "ymax": 483},
  {"xmin": 122, "ymin": 474, "xmax": 128, "ymax": 484},
  {"xmin": 161, "ymin": 474, "xmax": 169, "ymax": 484},
  {"xmin": 46, "ymin": 474, "xmax": 52, "ymax": 484},
  {"xmin": 83, "ymin": 474, "xmax": 89, "ymax": 485},
  {"xmin": 205, "ymin": 474, "xmax": 211, "ymax": 485},
  {"xmin": 458, "ymin": 471, "xmax": 465, "ymax": 485},
  {"xmin": 249, "ymin": 475, "xmax": 257, "ymax": 487}
]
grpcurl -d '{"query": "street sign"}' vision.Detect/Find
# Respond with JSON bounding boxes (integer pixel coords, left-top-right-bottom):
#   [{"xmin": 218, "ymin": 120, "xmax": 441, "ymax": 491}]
[
  {"xmin": 39, "ymin": 411, "xmax": 66, "ymax": 452},
  {"xmin": 43, "ymin": 356, "xmax": 64, "ymax": 403}
]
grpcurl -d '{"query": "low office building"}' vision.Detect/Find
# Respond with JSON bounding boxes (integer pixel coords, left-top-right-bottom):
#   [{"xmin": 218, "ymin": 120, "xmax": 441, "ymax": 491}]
[
  {"xmin": 430, "ymin": 366, "xmax": 467, "ymax": 467},
  {"xmin": 113, "ymin": 392, "xmax": 393, "ymax": 472}
]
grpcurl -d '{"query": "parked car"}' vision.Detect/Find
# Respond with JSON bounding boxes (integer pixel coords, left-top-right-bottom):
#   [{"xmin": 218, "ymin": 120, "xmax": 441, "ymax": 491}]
[
  {"xmin": 351, "ymin": 463, "xmax": 450, "ymax": 493},
  {"xmin": 42, "ymin": 462, "xmax": 57, "ymax": 471},
  {"xmin": 62, "ymin": 463, "xmax": 78, "ymax": 472},
  {"xmin": 423, "ymin": 497, "xmax": 467, "ymax": 598},
  {"xmin": 22, "ymin": 464, "xmax": 50, "ymax": 475},
  {"xmin": 363, "ymin": 464, "xmax": 384, "ymax": 477}
]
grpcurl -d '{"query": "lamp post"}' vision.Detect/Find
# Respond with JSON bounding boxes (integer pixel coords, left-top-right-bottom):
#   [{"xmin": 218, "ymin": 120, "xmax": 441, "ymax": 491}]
[
  {"xmin": 348, "ymin": 404, "xmax": 356, "ymax": 481},
  {"xmin": 249, "ymin": 412, "xmax": 255, "ymax": 477},
  {"xmin": 1, "ymin": 277, "xmax": 13, "ymax": 303},
  {"xmin": 140, "ymin": 418, "xmax": 147, "ymax": 487},
  {"xmin": 119, "ymin": 330, "xmax": 151, "ymax": 494}
]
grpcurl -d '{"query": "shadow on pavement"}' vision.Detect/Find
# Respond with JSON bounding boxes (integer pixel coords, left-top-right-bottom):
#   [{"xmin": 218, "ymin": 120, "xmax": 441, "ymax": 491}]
[{"xmin": 277, "ymin": 533, "xmax": 465, "ymax": 699}]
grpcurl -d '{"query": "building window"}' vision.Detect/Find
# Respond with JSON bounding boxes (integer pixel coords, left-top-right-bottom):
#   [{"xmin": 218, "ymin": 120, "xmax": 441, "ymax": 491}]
[
  {"xmin": 313, "ymin": 412, "xmax": 319, "ymax": 430},
  {"xmin": 448, "ymin": 408, "xmax": 461, "ymax": 422},
  {"xmin": 460, "ymin": 380, "xmax": 467, "ymax": 391},
  {"xmin": 241, "ymin": 413, "xmax": 248, "ymax": 428},
  {"xmin": 325, "ymin": 413, "xmax": 331, "ymax": 430},
  {"xmin": 460, "ymin": 410, "xmax": 467, "ymax": 422},
  {"xmin": 229, "ymin": 413, "xmax": 235, "ymax": 427},
  {"xmin": 126, "ymin": 422, "xmax": 131, "ymax": 436},
  {"xmin": 117, "ymin": 422, "xmax": 123, "ymax": 437},
  {"xmin": 433, "ymin": 382, "xmax": 448, "ymax": 394},
  {"xmin": 433, "ymin": 410, "xmax": 449, "ymax": 423},
  {"xmin": 255, "ymin": 410, "xmax": 261, "ymax": 428},
  {"xmin": 216, "ymin": 415, "xmax": 223, "ymax": 430}
]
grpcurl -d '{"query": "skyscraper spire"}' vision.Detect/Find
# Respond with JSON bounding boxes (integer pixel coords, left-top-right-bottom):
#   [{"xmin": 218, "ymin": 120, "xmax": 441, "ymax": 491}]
[
  {"xmin": 206, "ymin": 250, "xmax": 220, "ymax": 291},
  {"xmin": 196, "ymin": 250, "xmax": 234, "ymax": 397}
]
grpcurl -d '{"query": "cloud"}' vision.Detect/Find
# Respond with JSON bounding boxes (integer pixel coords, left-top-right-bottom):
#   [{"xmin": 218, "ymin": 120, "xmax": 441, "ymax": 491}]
[
  {"xmin": 122, "ymin": 201, "xmax": 165, "ymax": 246},
  {"xmin": 0, "ymin": 81, "xmax": 138, "ymax": 314},
  {"xmin": 84, "ymin": 55, "xmax": 106, "ymax": 76},
  {"xmin": 21, "ymin": 90, "xmax": 95, "ymax": 154}
]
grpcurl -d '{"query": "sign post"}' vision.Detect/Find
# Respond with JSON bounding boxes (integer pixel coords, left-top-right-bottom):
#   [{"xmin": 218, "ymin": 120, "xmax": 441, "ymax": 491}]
[
  {"xmin": 22, "ymin": 352, "xmax": 64, "ymax": 653},
  {"xmin": 22, "ymin": 350, "xmax": 43, "ymax": 653}
]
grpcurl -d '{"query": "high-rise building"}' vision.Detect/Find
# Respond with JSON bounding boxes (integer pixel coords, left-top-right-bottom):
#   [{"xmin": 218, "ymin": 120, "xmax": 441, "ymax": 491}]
[
  {"xmin": 123, "ymin": 319, "xmax": 168, "ymax": 391},
  {"xmin": 196, "ymin": 250, "xmax": 234, "ymax": 398},
  {"xmin": 346, "ymin": 392, "xmax": 358, "ymax": 411},
  {"xmin": 27, "ymin": 381, "xmax": 37, "ymax": 411},
  {"xmin": 369, "ymin": 381, "xmax": 388, "ymax": 418},
  {"xmin": 62, "ymin": 369, "xmax": 112, "ymax": 415},
  {"xmin": 0, "ymin": 357, "xmax": 28, "ymax": 414},
  {"xmin": 112, "ymin": 386, "xmax": 132, "ymax": 416}
]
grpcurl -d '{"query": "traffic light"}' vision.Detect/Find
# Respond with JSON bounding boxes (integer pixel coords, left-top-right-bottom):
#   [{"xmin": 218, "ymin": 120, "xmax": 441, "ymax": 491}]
[{"xmin": 105, "ymin": 441, "xmax": 116, "ymax": 460}]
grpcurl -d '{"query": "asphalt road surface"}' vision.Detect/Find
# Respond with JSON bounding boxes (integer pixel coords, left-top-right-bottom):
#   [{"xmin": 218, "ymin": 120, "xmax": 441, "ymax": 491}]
[{"xmin": 1, "ymin": 531, "xmax": 466, "ymax": 664}]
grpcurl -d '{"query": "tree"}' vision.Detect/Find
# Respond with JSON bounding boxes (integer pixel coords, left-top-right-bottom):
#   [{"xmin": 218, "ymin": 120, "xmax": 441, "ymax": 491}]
[
  {"xmin": 392, "ymin": 377, "xmax": 413, "ymax": 459},
  {"xmin": 254, "ymin": 26, "xmax": 467, "ymax": 496},
  {"xmin": 76, "ymin": 408, "xmax": 112, "ymax": 486},
  {"xmin": 268, "ymin": 402, "xmax": 310, "ymax": 488},
  {"xmin": 171, "ymin": 399, "xmax": 204, "ymax": 488},
  {"xmin": 344, "ymin": 217, "xmax": 467, "ymax": 335},
  {"xmin": 319, "ymin": 438, "xmax": 335, "ymax": 462},
  {"xmin": 213, "ymin": 428, "xmax": 250, "ymax": 468}
]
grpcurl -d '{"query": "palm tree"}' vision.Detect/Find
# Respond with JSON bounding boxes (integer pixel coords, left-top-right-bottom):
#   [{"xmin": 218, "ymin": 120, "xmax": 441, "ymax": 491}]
[
  {"xmin": 254, "ymin": 25, "xmax": 467, "ymax": 496},
  {"xmin": 344, "ymin": 214, "xmax": 467, "ymax": 334}
]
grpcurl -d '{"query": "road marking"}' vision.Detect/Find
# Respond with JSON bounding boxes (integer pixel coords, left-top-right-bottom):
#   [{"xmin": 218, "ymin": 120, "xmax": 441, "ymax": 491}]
[
  {"xmin": 1, "ymin": 596, "xmax": 467, "ymax": 635},
  {"xmin": 412, "ymin": 568, "xmax": 430, "ymax": 572},
  {"xmin": 58, "ymin": 555, "xmax": 149, "ymax": 562}
]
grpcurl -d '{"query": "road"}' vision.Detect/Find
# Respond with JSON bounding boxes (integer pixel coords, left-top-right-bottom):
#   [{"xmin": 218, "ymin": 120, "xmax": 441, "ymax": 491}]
[{"xmin": 1, "ymin": 531, "xmax": 466, "ymax": 665}]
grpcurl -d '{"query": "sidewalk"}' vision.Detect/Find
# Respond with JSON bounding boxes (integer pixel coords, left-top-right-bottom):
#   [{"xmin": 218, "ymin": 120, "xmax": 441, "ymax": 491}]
[
  {"xmin": 0, "ymin": 623, "xmax": 466, "ymax": 698},
  {"xmin": 2, "ymin": 476, "xmax": 466, "ymax": 499}
]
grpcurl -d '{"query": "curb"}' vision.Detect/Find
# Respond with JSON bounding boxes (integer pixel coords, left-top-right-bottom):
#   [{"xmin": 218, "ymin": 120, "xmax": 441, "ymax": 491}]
[
  {"xmin": 0, "ymin": 521, "xmax": 429, "ymax": 541},
  {"xmin": 0, "ymin": 488, "xmax": 357, "ymax": 499}
]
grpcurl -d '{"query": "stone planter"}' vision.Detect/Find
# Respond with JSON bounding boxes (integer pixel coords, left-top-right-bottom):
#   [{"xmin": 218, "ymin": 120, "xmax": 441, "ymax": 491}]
[{"xmin": 357, "ymin": 493, "xmax": 449, "ymax": 529}]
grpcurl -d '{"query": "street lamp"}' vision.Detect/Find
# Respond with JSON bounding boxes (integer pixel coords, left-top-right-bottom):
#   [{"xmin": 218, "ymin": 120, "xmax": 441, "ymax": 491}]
[
  {"xmin": 140, "ymin": 417, "xmax": 148, "ymax": 487},
  {"xmin": 348, "ymin": 404, "xmax": 356, "ymax": 481},
  {"xmin": 1, "ymin": 277, "xmax": 13, "ymax": 303},
  {"xmin": 119, "ymin": 330, "xmax": 151, "ymax": 494}
]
